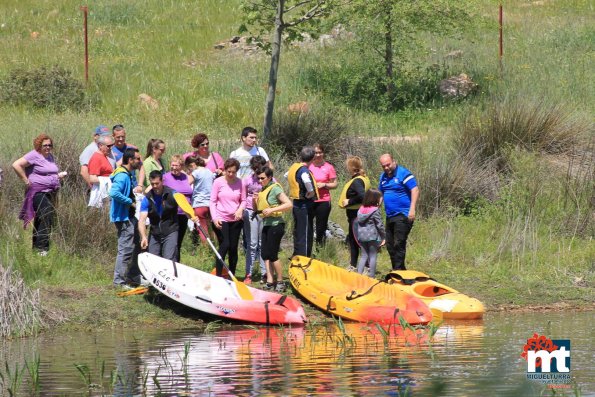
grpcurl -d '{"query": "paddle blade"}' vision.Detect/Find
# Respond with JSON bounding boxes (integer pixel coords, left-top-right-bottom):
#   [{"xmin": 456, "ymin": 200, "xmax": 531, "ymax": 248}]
[
  {"xmin": 174, "ymin": 192, "xmax": 194, "ymax": 218},
  {"xmin": 234, "ymin": 279, "xmax": 254, "ymax": 300}
]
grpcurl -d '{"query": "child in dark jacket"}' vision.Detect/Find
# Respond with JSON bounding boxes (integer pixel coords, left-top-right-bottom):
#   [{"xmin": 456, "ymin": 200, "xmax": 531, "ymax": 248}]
[{"xmin": 355, "ymin": 188, "xmax": 386, "ymax": 278}]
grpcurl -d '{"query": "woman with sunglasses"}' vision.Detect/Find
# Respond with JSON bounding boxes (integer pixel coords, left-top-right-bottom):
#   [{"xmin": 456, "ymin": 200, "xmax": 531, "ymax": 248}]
[
  {"xmin": 183, "ymin": 133, "xmax": 224, "ymax": 178},
  {"xmin": 141, "ymin": 138, "xmax": 166, "ymax": 189},
  {"xmin": 13, "ymin": 133, "xmax": 66, "ymax": 256}
]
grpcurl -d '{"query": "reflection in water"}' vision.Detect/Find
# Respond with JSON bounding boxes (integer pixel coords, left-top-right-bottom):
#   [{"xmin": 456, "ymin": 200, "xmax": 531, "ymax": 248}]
[{"xmin": 0, "ymin": 312, "xmax": 592, "ymax": 396}]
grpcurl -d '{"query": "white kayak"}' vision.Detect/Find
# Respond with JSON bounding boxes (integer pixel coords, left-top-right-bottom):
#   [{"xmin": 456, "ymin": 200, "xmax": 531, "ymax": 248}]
[{"xmin": 138, "ymin": 252, "xmax": 307, "ymax": 325}]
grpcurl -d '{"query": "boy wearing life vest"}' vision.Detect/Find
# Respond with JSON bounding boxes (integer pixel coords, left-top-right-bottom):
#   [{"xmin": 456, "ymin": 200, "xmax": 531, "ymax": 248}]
[{"xmin": 286, "ymin": 146, "xmax": 319, "ymax": 257}]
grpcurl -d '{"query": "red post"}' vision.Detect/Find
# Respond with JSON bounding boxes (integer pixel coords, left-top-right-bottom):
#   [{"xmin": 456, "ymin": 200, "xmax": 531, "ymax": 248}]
[
  {"xmin": 499, "ymin": 4, "xmax": 503, "ymax": 65},
  {"xmin": 81, "ymin": 6, "xmax": 89, "ymax": 84}
]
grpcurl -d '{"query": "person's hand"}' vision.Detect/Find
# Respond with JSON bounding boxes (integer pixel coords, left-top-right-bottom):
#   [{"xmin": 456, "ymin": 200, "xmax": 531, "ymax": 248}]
[
  {"xmin": 317, "ymin": 182, "xmax": 325, "ymax": 189},
  {"xmin": 213, "ymin": 219, "xmax": 222, "ymax": 229},
  {"xmin": 133, "ymin": 185, "xmax": 143, "ymax": 194},
  {"xmin": 408, "ymin": 210, "xmax": 416, "ymax": 222},
  {"xmin": 140, "ymin": 237, "xmax": 148, "ymax": 249},
  {"xmin": 380, "ymin": 239, "xmax": 386, "ymax": 247},
  {"xmin": 234, "ymin": 208, "xmax": 243, "ymax": 221},
  {"xmin": 262, "ymin": 208, "xmax": 272, "ymax": 217},
  {"xmin": 342, "ymin": 199, "xmax": 349, "ymax": 207},
  {"xmin": 306, "ymin": 191, "xmax": 315, "ymax": 199}
]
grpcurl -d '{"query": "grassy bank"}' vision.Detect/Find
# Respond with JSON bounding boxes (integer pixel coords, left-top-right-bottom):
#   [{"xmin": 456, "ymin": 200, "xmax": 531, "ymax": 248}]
[{"xmin": 0, "ymin": 0, "xmax": 593, "ymax": 334}]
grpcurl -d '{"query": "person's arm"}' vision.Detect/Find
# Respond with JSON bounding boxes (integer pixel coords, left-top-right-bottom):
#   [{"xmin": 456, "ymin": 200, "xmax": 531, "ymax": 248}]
[
  {"xmin": 262, "ymin": 190, "xmax": 292, "ymax": 217},
  {"xmin": 12, "ymin": 157, "xmax": 31, "ymax": 187},
  {"xmin": 210, "ymin": 180, "xmax": 222, "ymax": 228},
  {"xmin": 139, "ymin": 211, "xmax": 149, "ymax": 249},
  {"xmin": 234, "ymin": 180, "xmax": 246, "ymax": 221},
  {"xmin": 300, "ymin": 171, "xmax": 315, "ymax": 198},
  {"xmin": 80, "ymin": 165, "xmax": 92, "ymax": 187},
  {"xmin": 109, "ymin": 175, "xmax": 133, "ymax": 205},
  {"xmin": 408, "ymin": 186, "xmax": 419, "ymax": 221}
]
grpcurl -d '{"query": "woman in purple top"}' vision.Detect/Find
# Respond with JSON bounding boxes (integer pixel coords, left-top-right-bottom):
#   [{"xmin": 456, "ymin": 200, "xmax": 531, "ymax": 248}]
[
  {"xmin": 183, "ymin": 133, "xmax": 224, "ymax": 177},
  {"xmin": 162, "ymin": 154, "xmax": 193, "ymax": 261},
  {"xmin": 210, "ymin": 158, "xmax": 246, "ymax": 277},
  {"xmin": 12, "ymin": 133, "xmax": 65, "ymax": 256},
  {"xmin": 242, "ymin": 155, "xmax": 268, "ymax": 284}
]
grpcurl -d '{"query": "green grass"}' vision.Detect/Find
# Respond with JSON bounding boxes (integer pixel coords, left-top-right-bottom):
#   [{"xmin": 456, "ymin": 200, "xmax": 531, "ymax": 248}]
[{"xmin": 0, "ymin": 0, "xmax": 592, "ymax": 333}]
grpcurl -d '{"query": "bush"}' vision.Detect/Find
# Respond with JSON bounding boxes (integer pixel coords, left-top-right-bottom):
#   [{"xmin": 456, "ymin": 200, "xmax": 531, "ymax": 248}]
[
  {"xmin": 0, "ymin": 66, "xmax": 87, "ymax": 111},
  {"xmin": 454, "ymin": 98, "xmax": 589, "ymax": 171}
]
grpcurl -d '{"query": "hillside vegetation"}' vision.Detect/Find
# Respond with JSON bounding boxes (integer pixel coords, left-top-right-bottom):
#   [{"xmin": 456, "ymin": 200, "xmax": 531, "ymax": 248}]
[{"xmin": 0, "ymin": 0, "xmax": 592, "ymax": 333}]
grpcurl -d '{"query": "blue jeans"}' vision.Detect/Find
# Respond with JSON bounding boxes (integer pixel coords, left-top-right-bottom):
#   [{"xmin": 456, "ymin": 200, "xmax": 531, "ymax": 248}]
[
  {"xmin": 114, "ymin": 218, "xmax": 141, "ymax": 285},
  {"xmin": 243, "ymin": 209, "xmax": 265, "ymax": 277}
]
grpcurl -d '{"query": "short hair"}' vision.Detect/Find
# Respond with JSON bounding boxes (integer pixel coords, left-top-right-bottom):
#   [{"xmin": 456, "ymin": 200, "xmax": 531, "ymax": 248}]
[
  {"xmin": 185, "ymin": 155, "xmax": 206, "ymax": 168},
  {"xmin": 191, "ymin": 133, "xmax": 208, "ymax": 149},
  {"xmin": 362, "ymin": 188, "xmax": 382, "ymax": 207},
  {"xmin": 146, "ymin": 138, "xmax": 165, "ymax": 158},
  {"xmin": 33, "ymin": 133, "xmax": 52, "ymax": 152},
  {"xmin": 149, "ymin": 170, "xmax": 163, "ymax": 180},
  {"xmin": 112, "ymin": 124, "xmax": 125, "ymax": 133},
  {"xmin": 346, "ymin": 156, "xmax": 366, "ymax": 176},
  {"xmin": 299, "ymin": 146, "xmax": 315, "ymax": 163},
  {"xmin": 241, "ymin": 126, "xmax": 257, "ymax": 138},
  {"xmin": 224, "ymin": 158, "xmax": 240, "ymax": 170},
  {"xmin": 170, "ymin": 154, "xmax": 184, "ymax": 166},
  {"xmin": 122, "ymin": 148, "xmax": 139, "ymax": 165},
  {"xmin": 97, "ymin": 135, "xmax": 114, "ymax": 146},
  {"xmin": 250, "ymin": 155, "xmax": 267, "ymax": 170},
  {"xmin": 257, "ymin": 165, "xmax": 274, "ymax": 178}
]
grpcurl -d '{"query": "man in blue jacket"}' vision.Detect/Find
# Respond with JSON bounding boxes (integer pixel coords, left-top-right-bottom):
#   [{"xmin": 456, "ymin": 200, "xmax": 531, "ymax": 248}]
[
  {"xmin": 109, "ymin": 148, "xmax": 143, "ymax": 288},
  {"xmin": 378, "ymin": 153, "xmax": 419, "ymax": 270}
]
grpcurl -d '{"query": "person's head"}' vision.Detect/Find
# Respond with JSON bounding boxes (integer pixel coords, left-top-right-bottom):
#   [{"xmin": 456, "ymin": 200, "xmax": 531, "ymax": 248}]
[
  {"xmin": 169, "ymin": 154, "xmax": 184, "ymax": 176},
  {"xmin": 191, "ymin": 133, "xmax": 210, "ymax": 153},
  {"xmin": 93, "ymin": 125, "xmax": 111, "ymax": 142},
  {"xmin": 299, "ymin": 146, "xmax": 315, "ymax": 164},
  {"xmin": 240, "ymin": 127, "xmax": 258, "ymax": 148},
  {"xmin": 313, "ymin": 143, "xmax": 326, "ymax": 162},
  {"xmin": 184, "ymin": 155, "xmax": 206, "ymax": 171},
  {"xmin": 250, "ymin": 155, "xmax": 267, "ymax": 173},
  {"xmin": 97, "ymin": 135, "xmax": 115, "ymax": 156},
  {"xmin": 33, "ymin": 133, "xmax": 53, "ymax": 156},
  {"xmin": 148, "ymin": 170, "xmax": 164, "ymax": 194},
  {"xmin": 112, "ymin": 124, "xmax": 126, "ymax": 147},
  {"xmin": 346, "ymin": 156, "xmax": 365, "ymax": 176},
  {"xmin": 122, "ymin": 148, "xmax": 141, "ymax": 170},
  {"xmin": 379, "ymin": 153, "xmax": 396, "ymax": 175},
  {"xmin": 146, "ymin": 139, "xmax": 166, "ymax": 159},
  {"xmin": 362, "ymin": 188, "xmax": 383, "ymax": 207},
  {"xmin": 223, "ymin": 158, "xmax": 240, "ymax": 180},
  {"xmin": 256, "ymin": 166, "xmax": 274, "ymax": 186}
]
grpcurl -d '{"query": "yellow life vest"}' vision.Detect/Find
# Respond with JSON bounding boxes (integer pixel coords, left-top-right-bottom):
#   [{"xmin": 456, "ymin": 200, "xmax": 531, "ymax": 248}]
[
  {"xmin": 256, "ymin": 182, "xmax": 284, "ymax": 218},
  {"xmin": 287, "ymin": 163, "xmax": 319, "ymax": 200},
  {"xmin": 338, "ymin": 175, "xmax": 370, "ymax": 209}
]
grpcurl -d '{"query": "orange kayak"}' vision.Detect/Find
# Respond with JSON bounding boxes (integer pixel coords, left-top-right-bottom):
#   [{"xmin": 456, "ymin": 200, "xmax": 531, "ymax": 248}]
[{"xmin": 288, "ymin": 256, "xmax": 432, "ymax": 325}]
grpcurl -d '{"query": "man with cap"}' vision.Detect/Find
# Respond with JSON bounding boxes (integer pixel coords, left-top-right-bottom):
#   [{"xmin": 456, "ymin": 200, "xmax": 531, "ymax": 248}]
[{"xmin": 79, "ymin": 125, "xmax": 116, "ymax": 188}]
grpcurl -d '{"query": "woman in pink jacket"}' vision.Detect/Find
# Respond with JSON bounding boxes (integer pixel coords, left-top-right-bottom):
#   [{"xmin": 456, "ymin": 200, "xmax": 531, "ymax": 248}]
[{"xmin": 210, "ymin": 158, "xmax": 246, "ymax": 277}]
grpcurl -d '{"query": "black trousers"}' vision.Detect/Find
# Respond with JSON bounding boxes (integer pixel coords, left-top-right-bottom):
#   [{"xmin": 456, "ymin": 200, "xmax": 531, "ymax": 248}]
[
  {"xmin": 176, "ymin": 214, "xmax": 188, "ymax": 262},
  {"xmin": 346, "ymin": 209, "xmax": 359, "ymax": 267},
  {"xmin": 32, "ymin": 191, "xmax": 57, "ymax": 251},
  {"xmin": 292, "ymin": 201, "xmax": 313, "ymax": 257},
  {"xmin": 213, "ymin": 220, "xmax": 243, "ymax": 276},
  {"xmin": 261, "ymin": 223, "xmax": 285, "ymax": 262},
  {"xmin": 386, "ymin": 214, "xmax": 414, "ymax": 270},
  {"xmin": 308, "ymin": 201, "xmax": 331, "ymax": 247}
]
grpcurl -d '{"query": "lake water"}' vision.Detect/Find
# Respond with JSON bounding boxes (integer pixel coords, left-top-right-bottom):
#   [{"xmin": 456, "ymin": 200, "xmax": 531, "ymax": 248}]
[{"xmin": 0, "ymin": 311, "xmax": 593, "ymax": 396}]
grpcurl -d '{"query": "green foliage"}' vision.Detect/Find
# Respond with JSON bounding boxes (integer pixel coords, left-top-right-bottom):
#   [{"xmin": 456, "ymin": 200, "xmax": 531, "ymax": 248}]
[{"xmin": 0, "ymin": 66, "xmax": 88, "ymax": 111}]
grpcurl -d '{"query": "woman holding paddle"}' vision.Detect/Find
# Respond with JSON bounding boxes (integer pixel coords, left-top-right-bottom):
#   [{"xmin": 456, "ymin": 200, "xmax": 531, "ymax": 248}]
[{"xmin": 209, "ymin": 158, "xmax": 246, "ymax": 277}]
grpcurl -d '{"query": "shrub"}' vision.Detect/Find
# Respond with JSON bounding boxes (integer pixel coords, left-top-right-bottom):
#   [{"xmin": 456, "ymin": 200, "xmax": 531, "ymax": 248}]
[
  {"xmin": 454, "ymin": 98, "xmax": 589, "ymax": 171},
  {"xmin": 0, "ymin": 66, "xmax": 87, "ymax": 111}
]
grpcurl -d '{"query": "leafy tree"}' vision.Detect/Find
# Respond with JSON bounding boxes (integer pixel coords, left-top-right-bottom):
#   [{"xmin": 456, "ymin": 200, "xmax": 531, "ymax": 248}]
[
  {"xmin": 240, "ymin": 0, "xmax": 336, "ymax": 139},
  {"xmin": 336, "ymin": 0, "xmax": 472, "ymax": 109}
]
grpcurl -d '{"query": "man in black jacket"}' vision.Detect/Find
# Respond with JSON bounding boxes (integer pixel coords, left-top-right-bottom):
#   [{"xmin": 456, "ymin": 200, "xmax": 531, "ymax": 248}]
[{"xmin": 138, "ymin": 170, "xmax": 180, "ymax": 261}]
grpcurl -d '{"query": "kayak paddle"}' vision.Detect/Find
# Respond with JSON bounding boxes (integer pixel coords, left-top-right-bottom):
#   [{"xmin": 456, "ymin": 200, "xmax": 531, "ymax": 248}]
[{"xmin": 173, "ymin": 193, "xmax": 254, "ymax": 301}]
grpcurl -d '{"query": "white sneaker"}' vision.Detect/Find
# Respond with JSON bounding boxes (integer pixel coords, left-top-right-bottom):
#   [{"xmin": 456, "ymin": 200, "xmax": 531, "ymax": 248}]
[
  {"xmin": 38, "ymin": 250, "xmax": 48, "ymax": 257},
  {"xmin": 363, "ymin": 267, "xmax": 370, "ymax": 277},
  {"xmin": 140, "ymin": 276, "xmax": 151, "ymax": 287},
  {"xmin": 347, "ymin": 265, "xmax": 356, "ymax": 272}
]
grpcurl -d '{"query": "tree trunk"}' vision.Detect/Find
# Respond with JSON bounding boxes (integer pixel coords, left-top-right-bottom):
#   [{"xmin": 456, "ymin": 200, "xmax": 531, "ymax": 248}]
[
  {"xmin": 384, "ymin": 11, "xmax": 396, "ymax": 97},
  {"xmin": 263, "ymin": 0, "xmax": 285, "ymax": 140}
]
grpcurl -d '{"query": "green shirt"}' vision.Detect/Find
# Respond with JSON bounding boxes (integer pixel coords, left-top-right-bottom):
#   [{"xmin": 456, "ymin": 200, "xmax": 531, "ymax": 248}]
[
  {"xmin": 263, "ymin": 183, "xmax": 285, "ymax": 227},
  {"xmin": 143, "ymin": 156, "xmax": 165, "ymax": 187}
]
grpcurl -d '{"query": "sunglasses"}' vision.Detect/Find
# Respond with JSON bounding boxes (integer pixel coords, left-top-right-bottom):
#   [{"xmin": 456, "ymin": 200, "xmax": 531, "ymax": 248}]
[
  {"xmin": 199, "ymin": 142, "xmax": 209, "ymax": 147},
  {"xmin": 103, "ymin": 143, "xmax": 114, "ymax": 148},
  {"xmin": 257, "ymin": 176, "xmax": 268, "ymax": 180},
  {"xmin": 42, "ymin": 144, "xmax": 53, "ymax": 148}
]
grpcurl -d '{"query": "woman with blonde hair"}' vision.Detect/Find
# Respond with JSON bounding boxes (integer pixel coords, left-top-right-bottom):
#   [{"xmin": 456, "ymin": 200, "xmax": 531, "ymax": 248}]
[{"xmin": 338, "ymin": 156, "xmax": 370, "ymax": 271}]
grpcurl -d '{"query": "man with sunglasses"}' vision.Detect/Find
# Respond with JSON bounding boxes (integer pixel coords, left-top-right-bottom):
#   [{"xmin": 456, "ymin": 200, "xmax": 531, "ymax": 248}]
[{"xmin": 87, "ymin": 136, "xmax": 117, "ymax": 208}]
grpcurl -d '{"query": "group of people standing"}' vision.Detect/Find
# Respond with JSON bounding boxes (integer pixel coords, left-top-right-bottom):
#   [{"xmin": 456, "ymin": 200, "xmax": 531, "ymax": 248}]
[{"xmin": 11, "ymin": 124, "xmax": 419, "ymax": 293}]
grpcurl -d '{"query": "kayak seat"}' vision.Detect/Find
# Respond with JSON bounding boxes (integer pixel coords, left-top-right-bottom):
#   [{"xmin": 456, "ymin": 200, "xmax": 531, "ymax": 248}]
[{"xmin": 414, "ymin": 285, "xmax": 452, "ymax": 297}]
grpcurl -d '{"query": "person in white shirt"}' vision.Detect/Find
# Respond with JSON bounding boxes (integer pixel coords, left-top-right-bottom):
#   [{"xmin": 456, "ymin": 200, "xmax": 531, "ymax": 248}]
[{"xmin": 229, "ymin": 127, "xmax": 272, "ymax": 179}]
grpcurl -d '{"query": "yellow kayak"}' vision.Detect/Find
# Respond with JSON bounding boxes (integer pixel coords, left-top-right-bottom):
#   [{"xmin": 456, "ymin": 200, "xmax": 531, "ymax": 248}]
[
  {"xmin": 385, "ymin": 270, "xmax": 485, "ymax": 320},
  {"xmin": 288, "ymin": 256, "xmax": 433, "ymax": 325}
]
